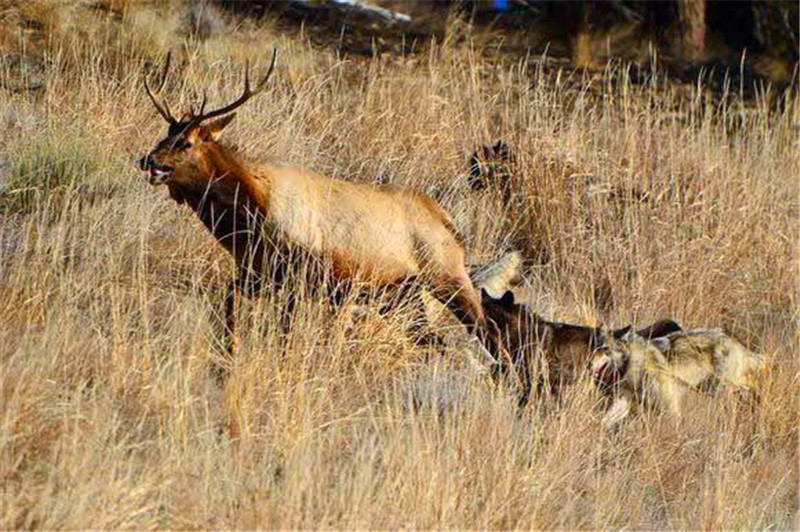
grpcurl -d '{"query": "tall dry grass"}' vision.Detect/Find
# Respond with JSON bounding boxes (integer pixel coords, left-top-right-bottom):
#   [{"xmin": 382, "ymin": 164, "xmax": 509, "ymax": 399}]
[{"xmin": 0, "ymin": 2, "xmax": 797, "ymax": 529}]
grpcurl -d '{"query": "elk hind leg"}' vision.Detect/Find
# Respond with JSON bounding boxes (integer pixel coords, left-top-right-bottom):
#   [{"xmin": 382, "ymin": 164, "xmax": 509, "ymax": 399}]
[
  {"xmin": 430, "ymin": 274, "xmax": 506, "ymax": 364},
  {"xmin": 431, "ymin": 275, "xmax": 486, "ymax": 334},
  {"xmin": 373, "ymin": 278, "xmax": 442, "ymax": 347}
]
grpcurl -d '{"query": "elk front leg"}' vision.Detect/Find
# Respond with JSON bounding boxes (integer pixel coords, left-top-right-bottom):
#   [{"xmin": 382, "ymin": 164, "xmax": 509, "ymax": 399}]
[
  {"xmin": 214, "ymin": 280, "xmax": 240, "ymax": 383},
  {"xmin": 225, "ymin": 280, "xmax": 241, "ymax": 353}
]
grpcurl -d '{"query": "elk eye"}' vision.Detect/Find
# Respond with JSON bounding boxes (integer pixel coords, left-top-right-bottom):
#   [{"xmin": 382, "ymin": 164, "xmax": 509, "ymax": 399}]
[{"xmin": 175, "ymin": 139, "xmax": 192, "ymax": 150}]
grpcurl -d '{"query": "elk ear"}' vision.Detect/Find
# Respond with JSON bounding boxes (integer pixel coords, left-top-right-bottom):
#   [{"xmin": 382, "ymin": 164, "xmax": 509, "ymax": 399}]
[{"xmin": 202, "ymin": 113, "xmax": 237, "ymax": 141}]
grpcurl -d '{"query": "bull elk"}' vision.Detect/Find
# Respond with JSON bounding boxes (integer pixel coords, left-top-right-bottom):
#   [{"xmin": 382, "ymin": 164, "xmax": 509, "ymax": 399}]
[{"xmin": 138, "ymin": 49, "xmax": 491, "ymax": 373}]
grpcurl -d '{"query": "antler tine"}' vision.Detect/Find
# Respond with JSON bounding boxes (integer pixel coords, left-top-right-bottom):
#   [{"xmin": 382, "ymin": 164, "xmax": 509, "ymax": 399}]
[
  {"xmin": 191, "ymin": 89, "xmax": 208, "ymax": 118},
  {"xmin": 163, "ymin": 99, "xmax": 175, "ymax": 123},
  {"xmin": 199, "ymin": 90, "xmax": 207, "ymax": 117},
  {"xmin": 259, "ymin": 47, "xmax": 278, "ymax": 91},
  {"xmin": 156, "ymin": 51, "xmax": 172, "ymax": 92},
  {"xmin": 144, "ymin": 52, "xmax": 176, "ymax": 124},
  {"xmin": 191, "ymin": 47, "xmax": 278, "ymax": 125},
  {"xmin": 144, "ymin": 74, "xmax": 171, "ymax": 123}
]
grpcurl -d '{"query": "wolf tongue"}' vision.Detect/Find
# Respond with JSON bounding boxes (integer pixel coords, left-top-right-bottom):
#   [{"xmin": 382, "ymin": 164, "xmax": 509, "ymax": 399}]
[{"xmin": 594, "ymin": 364, "xmax": 619, "ymax": 384}]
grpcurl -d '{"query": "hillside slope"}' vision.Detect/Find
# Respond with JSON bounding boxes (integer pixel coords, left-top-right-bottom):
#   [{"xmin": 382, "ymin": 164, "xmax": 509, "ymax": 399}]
[{"xmin": 0, "ymin": 2, "xmax": 797, "ymax": 529}]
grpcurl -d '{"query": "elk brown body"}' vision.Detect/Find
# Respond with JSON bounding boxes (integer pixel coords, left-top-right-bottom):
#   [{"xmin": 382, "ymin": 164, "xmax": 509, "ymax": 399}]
[{"xmin": 138, "ymin": 49, "xmax": 487, "ymax": 368}]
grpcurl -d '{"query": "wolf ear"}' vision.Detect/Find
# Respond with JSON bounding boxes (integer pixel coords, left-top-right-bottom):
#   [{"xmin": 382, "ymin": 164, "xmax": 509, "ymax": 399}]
[
  {"xmin": 613, "ymin": 325, "xmax": 632, "ymax": 339},
  {"xmin": 499, "ymin": 290, "xmax": 515, "ymax": 308},
  {"xmin": 591, "ymin": 328, "xmax": 609, "ymax": 350},
  {"xmin": 201, "ymin": 113, "xmax": 237, "ymax": 141},
  {"xmin": 651, "ymin": 337, "xmax": 671, "ymax": 353}
]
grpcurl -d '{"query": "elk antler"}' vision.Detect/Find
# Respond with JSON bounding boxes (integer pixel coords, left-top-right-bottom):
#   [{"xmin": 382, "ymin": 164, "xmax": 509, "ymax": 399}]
[
  {"xmin": 190, "ymin": 47, "xmax": 278, "ymax": 126},
  {"xmin": 144, "ymin": 52, "xmax": 176, "ymax": 125}
]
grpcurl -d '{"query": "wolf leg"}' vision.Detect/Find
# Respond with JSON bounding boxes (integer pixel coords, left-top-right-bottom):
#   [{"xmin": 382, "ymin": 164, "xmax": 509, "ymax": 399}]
[{"xmin": 602, "ymin": 392, "xmax": 633, "ymax": 428}]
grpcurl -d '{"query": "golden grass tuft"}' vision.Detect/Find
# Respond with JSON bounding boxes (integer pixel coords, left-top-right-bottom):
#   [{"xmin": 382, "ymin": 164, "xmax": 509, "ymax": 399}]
[{"xmin": 0, "ymin": 2, "xmax": 797, "ymax": 529}]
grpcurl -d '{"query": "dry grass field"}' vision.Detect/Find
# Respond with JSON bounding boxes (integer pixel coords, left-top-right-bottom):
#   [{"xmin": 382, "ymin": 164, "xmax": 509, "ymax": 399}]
[{"xmin": 0, "ymin": 2, "xmax": 798, "ymax": 529}]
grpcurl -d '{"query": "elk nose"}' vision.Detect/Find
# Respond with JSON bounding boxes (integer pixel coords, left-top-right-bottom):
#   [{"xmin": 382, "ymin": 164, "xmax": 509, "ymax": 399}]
[{"xmin": 138, "ymin": 155, "xmax": 153, "ymax": 171}]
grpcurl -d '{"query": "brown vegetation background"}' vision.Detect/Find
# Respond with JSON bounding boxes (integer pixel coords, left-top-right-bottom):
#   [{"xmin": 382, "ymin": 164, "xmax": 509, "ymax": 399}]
[{"xmin": 0, "ymin": 1, "xmax": 798, "ymax": 529}]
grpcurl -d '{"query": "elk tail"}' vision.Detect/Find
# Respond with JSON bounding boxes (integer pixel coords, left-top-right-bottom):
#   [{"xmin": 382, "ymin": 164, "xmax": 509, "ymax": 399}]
[{"xmin": 469, "ymin": 251, "xmax": 522, "ymax": 297}]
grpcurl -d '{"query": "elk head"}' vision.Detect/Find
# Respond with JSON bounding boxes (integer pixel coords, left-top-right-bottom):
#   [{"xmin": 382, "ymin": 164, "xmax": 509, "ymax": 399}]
[{"xmin": 138, "ymin": 49, "xmax": 278, "ymax": 187}]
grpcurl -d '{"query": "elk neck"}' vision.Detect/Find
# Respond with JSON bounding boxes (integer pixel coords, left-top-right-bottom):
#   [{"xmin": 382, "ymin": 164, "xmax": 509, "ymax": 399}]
[
  {"xmin": 202, "ymin": 141, "xmax": 269, "ymax": 213},
  {"xmin": 167, "ymin": 142, "xmax": 272, "ymax": 266},
  {"xmin": 169, "ymin": 142, "xmax": 270, "ymax": 215}
]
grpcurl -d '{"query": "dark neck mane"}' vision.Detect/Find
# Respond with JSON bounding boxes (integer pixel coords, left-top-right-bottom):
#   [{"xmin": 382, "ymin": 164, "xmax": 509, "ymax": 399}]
[
  {"xmin": 168, "ymin": 142, "xmax": 267, "ymax": 209},
  {"xmin": 166, "ymin": 142, "xmax": 270, "ymax": 270}
]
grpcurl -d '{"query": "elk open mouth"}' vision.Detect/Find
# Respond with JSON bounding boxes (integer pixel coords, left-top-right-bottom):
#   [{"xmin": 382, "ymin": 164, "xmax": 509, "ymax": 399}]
[{"xmin": 148, "ymin": 164, "xmax": 173, "ymax": 185}]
